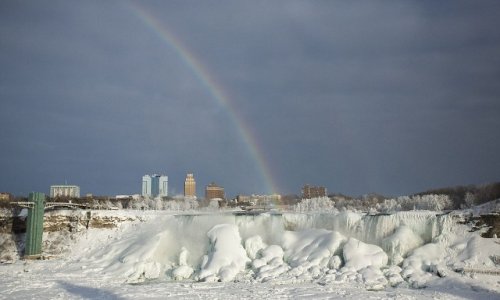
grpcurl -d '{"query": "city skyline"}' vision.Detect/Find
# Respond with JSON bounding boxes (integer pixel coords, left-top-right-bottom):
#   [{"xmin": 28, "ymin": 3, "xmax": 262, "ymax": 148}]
[{"xmin": 1, "ymin": 1, "xmax": 499, "ymax": 197}]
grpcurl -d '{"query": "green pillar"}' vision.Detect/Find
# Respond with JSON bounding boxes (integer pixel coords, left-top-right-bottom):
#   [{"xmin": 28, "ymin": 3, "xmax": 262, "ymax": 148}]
[{"xmin": 25, "ymin": 192, "xmax": 45, "ymax": 257}]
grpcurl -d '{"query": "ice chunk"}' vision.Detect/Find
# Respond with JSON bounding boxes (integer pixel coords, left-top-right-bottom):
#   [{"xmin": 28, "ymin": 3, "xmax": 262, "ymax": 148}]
[
  {"xmin": 252, "ymin": 245, "xmax": 289, "ymax": 282},
  {"xmin": 127, "ymin": 261, "xmax": 161, "ymax": 283},
  {"xmin": 359, "ymin": 266, "xmax": 388, "ymax": 290},
  {"xmin": 402, "ymin": 243, "xmax": 444, "ymax": 272},
  {"xmin": 256, "ymin": 264, "xmax": 289, "ymax": 282},
  {"xmin": 245, "ymin": 235, "xmax": 267, "ymax": 260},
  {"xmin": 381, "ymin": 225, "xmax": 424, "ymax": 265},
  {"xmin": 343, "ymin": 238, "xmax": 388, "ymax": 271},
  {"xmin": 178, "ymin": 247, "xmax": 189, "ymax": 266},
  {"xmin": 328, "ymin": 255, "xmax": 342, "ymax": 270},
  {"xmin": 171, "ymin": 247, "xmax": 194, "ymax": 280},
  {"xmin": 93, "ymin": 226, "xmax": 174, "ymax": 283},
  {"xmin": 196, "ymin": 224, "xmax": 250, "ymax": 282},
  {"xmin": 172, "ymin": 265, "xmax": 194, "ymax": 280},
  {"xmin": 260, "ymin": 245, "xmax": 284, "ymax": 262},
  {"xmin": 401, "ymin": 243, "xmax": 445, "ymax": 287},
  {"xmin": 283, "ymin": 229, "xmax": 346, "ymax": 269},
  {"xmin": 383, "ymin": 266, "xmax": 404, "ymax": 287}
]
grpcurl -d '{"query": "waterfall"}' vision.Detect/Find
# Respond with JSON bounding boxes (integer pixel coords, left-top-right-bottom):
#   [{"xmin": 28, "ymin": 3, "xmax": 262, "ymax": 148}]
[{"xmin": 84, "ymin": 210, "xmax": 456, "ymax": 283}]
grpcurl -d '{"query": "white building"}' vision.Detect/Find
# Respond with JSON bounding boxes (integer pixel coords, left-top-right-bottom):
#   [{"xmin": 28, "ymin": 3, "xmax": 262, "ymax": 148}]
[
  {"xmin": 142, "ymin": 174, "xmax": 168, "ymax": 198},
  {"xmin": 142, "ymin": 175, "xmax": 152, "ymax": 197},
  {"xmin": 158, "ymin": 175, "xmax": 168, "ymax": 197},
  {"xmin": 50, "ymin": 185, "xmax": 80, "ymax": 198}
]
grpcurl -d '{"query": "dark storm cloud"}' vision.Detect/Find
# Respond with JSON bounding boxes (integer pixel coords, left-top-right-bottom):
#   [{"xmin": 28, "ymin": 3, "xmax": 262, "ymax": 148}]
[{"xmin": 1, "ymin": 0, "xmax": 499, "ymax": 197}]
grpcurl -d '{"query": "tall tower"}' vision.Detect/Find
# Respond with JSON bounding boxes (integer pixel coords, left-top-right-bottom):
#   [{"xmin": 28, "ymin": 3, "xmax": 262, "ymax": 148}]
[
  {"xmin": 159, "ymin": 175, "xmax": 168, "ymax": 197},
  {"xmin": 142, "ymin": 175, "xmax": 152, "ymax": 197},
  {"xmin": 184, "ymin": 173, "xmax": 196, "ymax": 197},
  {"xmin": 151, "ymin": 174, "xmax": 160, "ymax": 197}
]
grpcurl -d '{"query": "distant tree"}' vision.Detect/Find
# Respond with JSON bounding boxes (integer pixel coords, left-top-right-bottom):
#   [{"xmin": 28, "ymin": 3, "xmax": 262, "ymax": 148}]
[
  {"xmin": 378, "ymin": 198, "xmax": 401, "ymax": 213},
  {"xmin": 163, "ymin": 200, "xmax": 180, "ymax": 211},
  {"xmin": 281, "ymin": 194, "xmax": 300, "ymax": 206},
  {"xmin": 464, "ymin": 192, "xmax": 476, "ymax": 208},
  {"xmin": 183, "ymin": 197, "xmax": 199, "ymax": 210},
  {"xmin": 154, "ymin": 197, "xmax": 163, "ymax": 210},
  {"xmin": 475, "ymin": 182, "xmax": 500, "ymax": 204},
  {"xmin": 116, "ymin": 200, "xmax": 123, "ymax": 209},
  {"xmin": 131, "ymin": 198, "xmax": 147, "ymax": 210},
  {"xmin": 294, "ymin": 197, "xmax": 336, "ymax": 213}
]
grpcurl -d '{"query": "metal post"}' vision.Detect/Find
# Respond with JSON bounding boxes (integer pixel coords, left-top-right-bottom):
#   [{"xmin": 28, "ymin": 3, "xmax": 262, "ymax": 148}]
[{"xmin": 25, "ymin": 192, "xmax": 45, "ymax": 258}]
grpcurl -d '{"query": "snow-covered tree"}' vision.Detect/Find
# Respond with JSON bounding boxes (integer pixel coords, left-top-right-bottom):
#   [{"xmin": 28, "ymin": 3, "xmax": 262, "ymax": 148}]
[
  {"xmin": 183, "ymin": 197, "xmax": 199, "ymax": 211},
  {"xmin": 293, "ymin": 197, "xmax": 336, "ymax": 213},
  {"xmin": 154, "ymin": 197, "xmax": 163, "ymax": 210}
]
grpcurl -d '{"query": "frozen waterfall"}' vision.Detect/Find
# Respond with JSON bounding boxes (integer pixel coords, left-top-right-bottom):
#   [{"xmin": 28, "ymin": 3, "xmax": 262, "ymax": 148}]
[{"xmin": 77, "ymin": 210, "xmax": 470, "ymax": 287}]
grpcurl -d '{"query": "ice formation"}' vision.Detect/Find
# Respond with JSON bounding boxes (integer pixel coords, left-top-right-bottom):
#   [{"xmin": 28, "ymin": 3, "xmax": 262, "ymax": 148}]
[
  {"xmin": 381, "ymin": 225, "xmax": 424, "ymax": 265},
  {"xmin": 61, "ymin": 210, "xmax": 499, "ymax": 291},
  {"xmin": 196, "ymin": 224, "xmax": 249, "ymax": 282},
  {"xmin": 342, "ymin": 238, "xmax": 388, "ymax": 271}
]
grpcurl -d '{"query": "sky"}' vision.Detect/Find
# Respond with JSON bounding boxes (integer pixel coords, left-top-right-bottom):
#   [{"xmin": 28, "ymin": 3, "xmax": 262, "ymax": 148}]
[{"xmin": 1, "ymin": 0, "xmax": 499, "ymax": 198}]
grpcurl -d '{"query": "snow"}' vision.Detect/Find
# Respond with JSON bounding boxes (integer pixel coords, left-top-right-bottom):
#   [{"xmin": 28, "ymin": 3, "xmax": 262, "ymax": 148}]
[
  {"xmin": 282, "ymin": 229, "xmax": 345, "ymax": 269},
  {"xmin": 359, "ymin": 266, "xmax": 388, "ymax": 290},
  {"xmin": 466, "ymin": 199, "xmax": 500, "ymax": 216},
  {"xmin": 244, "ymin": 235, "xmax": 267, "ymax": 260},
  {"xmin": 381, "ymin": 225, "xmax": 424, "ymax": 265},
  {"xmin": 342, "ymin": 238, "xmax": 388, "ymax": 271},
  {"xmin": 172, "ymin": 265, "xmax": 194, "ymax": 280},
  {"xmin": 171, "ymin": 247, "xmax": 194, "ymax": 280},
  {"xmin": 196, "ymin": 224, "xmax": 250, "ymax": 282},
  {"xmin": 0, "ymin": 209, "xmax": 499, "ymax": 299},
  {"xmin": 252, "ymin": 245, "xmax": 288, "ymax": 282},
  {"xmin": 401, "ymin": 243, "xmax": 446, "ymax": 288}
]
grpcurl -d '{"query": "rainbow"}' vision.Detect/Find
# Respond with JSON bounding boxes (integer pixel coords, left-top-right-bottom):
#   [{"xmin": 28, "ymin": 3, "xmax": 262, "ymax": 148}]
[{"xmin": 128, "ymin": 3, "xmax": 278, "ymax": 194}]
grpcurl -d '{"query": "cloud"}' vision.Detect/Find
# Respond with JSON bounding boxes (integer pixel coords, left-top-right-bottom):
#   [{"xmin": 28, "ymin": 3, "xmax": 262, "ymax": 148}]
[{"xmin": 1, "ymin": 0, "xmax": 499, "ymax": 196}]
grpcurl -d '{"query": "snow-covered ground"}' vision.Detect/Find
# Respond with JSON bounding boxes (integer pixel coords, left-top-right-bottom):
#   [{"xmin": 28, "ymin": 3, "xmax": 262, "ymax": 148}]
[{"xmin": 0, "ymin": 210, "xmax": 499, "ymax": 299}]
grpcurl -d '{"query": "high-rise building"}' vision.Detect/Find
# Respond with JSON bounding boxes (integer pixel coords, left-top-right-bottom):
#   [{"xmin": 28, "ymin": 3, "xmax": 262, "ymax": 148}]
[
  {"xmin": 302, "ymin": 184, "xmax": 327, "ymax": 199},
  {"xmin": 142, "ymin": 174, "xmax": 168, "ymax": 197},
  {"xmin": 184, "ymin": 173, "xmax": 196, "ymax": 197},
  {"xmin": 142, "ymin": 175, "xmax": 152, "ymax": 197},
  {"xmin": 50, "ymin": 185, "xmax": 80, "ymax": 198},
  {"xmin": 205, "ymin": 182, "xmax": 225, "ymax": 200},
  {"xmin": 158, "ymin": 175, "xmax": 168, "ymax": 197}
]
